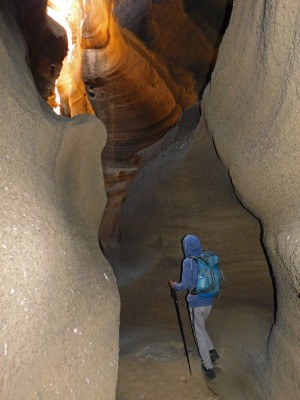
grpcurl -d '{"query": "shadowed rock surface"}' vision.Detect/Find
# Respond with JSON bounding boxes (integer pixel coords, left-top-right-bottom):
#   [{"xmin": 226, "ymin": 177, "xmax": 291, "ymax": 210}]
[
  {"xmin": 14, "ymin": 0, "xmax": 68, "ymax": 99},
  {"xmin": 0, "ymin": 3, "xmax": 119, "ymax": 399},
  {"xmin": 202, "ymin": 1, "xmax": 300, "ymax": 398},
  {"xmin": 114, "ymin": 0, "xmax": 233, "ymax": 94}
]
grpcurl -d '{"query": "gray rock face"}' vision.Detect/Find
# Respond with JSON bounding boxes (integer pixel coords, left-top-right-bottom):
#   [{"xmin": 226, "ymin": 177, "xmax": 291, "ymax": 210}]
[
  {"xmin": 202, "ymin": 0, "xmax": 300, "ymax": 398},
  {"xmin": 0, "ymin": 5, "xmax": 119, "ymax": 400}
]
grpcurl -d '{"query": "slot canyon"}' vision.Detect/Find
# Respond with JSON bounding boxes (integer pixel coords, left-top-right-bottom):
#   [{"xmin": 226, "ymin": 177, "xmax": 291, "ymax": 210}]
[{"xmin": 0, "ymin": 0, "xmax": 299, "ymax": 399}]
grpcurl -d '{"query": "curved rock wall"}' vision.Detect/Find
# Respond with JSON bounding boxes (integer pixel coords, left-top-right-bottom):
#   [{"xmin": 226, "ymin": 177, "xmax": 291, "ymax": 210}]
[
  {"xmin": 81, "ymin": 0, "xmax": 191, "ymax": 251},
  {"xmin": 0, "ymin": 3, "xmax": 119, "ymax": 399},
  {"xmin": 202, "ymin": 1, "xmax": 300, "ymax": 398},
  {"xmin": 87, "ymin": 0, "xmax": 232, "ymax": 254},
  {"xmin": 15, "ymin": 0, "xmax": 232, "ymax": 256},
  {"xmin": 118, "ymin": 107, "xmax": 274, "ymax": 399},
  {"xmin": 114, "ymin": 0, "xmax": 232, "ymax": 94}
]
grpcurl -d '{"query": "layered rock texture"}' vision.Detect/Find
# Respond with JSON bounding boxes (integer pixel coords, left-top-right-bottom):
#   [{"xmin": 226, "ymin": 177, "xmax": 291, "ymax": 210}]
[
  {"xmin": 1, "ymin": 0, "xmax": 299, "ymax": 399},
  {"xmin": 0, "ymin": 2, "xmax": 119, "ymax": 399},
  {"xmin": 16, "ymin": 0, "xmax": 232, "ymax": 254},
  {"xmin": 96, "ymin": 0, "xmax": 232, "ymax": 251}
]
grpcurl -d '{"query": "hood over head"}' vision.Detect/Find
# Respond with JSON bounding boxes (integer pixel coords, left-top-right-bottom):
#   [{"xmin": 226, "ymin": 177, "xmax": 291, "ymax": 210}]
[{"xmin": 183, "ymin": 234, "xmax": 202, "ymax": 258}]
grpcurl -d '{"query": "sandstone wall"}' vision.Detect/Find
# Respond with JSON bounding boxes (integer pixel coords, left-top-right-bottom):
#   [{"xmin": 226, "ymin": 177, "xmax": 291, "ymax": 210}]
[
  {"xmin": 0, "ymin": 4, "xmax": 119, "ymax": 399},
  {"xmin": 119, "ymin": 105, "xmax": 274, "ymax": 399},
  {"xmin": 202, "ymin": 1, "xmax": 300, "ymax": 398}
]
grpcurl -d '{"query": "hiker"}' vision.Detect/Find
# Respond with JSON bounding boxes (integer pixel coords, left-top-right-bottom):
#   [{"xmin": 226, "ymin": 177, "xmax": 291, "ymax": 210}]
[{"xmin": 169, "ymin": 234, "xmax": 220, "ymax": 380}]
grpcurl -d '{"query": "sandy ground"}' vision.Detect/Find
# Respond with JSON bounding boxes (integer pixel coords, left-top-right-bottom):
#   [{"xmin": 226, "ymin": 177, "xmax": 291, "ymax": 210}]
[
  {"xmin": 117, "ymin": 329, "xmax": 219, "ymax": 400},
  {"xmin": 116, "ymin": 262, "xmax": 273, "ymax": 400}
]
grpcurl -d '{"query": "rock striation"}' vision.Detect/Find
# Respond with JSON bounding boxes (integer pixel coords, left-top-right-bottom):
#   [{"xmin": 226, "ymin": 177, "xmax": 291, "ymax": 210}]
[
  {"xmin": 12, "ymin": 0, "xmax": 233, "ymax": 257},
  {"xmin": 83, "ymin": 0, "xmax": 232, "ymax": 253},
  {"xmin": 81, "ymin": 0, "xmax": 197, "ymax": 252}
]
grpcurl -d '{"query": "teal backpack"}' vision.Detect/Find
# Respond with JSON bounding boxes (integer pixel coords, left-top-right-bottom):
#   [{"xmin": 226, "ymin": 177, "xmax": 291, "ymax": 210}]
[{"xmin": 191, "ymin": 250, "xmax": 224, "ymax": 298}]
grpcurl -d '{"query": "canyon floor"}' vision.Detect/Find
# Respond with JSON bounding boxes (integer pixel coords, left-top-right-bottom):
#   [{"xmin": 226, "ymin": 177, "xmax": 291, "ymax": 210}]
[{"xmin": 116, "ymin": 258, "xmax": 273, "ymax": 400}]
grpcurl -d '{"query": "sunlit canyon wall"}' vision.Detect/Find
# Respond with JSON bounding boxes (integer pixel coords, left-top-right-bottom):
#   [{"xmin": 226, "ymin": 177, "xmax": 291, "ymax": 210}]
[{"xmin": 17, "ymin": 0, "xmax": 230, "ymax": 256}]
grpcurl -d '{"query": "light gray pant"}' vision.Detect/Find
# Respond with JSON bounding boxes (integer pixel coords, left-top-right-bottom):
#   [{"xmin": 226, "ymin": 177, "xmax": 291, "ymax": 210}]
[{"xmin": 189, "ymin": 305, "xmax": 214, "ymax": 369}]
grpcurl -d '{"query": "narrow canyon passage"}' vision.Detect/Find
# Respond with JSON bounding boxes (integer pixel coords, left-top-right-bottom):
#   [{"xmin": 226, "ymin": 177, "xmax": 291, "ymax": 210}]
[
  {"xmin": 30, "ymin": 1, "xmax": 276, "ymax": 398},
  {"xmin": 2, "ymin": 1, "xmax": 299, "ymax": 400},
  {"xmin": 114, "ymin": 111, "xmax": 275, "ymax": 399}
]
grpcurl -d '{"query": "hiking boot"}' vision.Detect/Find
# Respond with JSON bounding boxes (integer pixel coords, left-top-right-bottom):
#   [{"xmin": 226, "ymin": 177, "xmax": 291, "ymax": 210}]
[
  {"xmin": 202, "ymin": 365, "xmax": 216, "ymax": 380},
  {"xmin": 209, "ymin": 349, "xmax": 220, "ymax": 364}
]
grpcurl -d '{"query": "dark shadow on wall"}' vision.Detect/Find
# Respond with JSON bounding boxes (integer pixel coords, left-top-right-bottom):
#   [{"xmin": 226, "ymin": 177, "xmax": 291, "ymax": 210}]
[
  {"xmin": 114, "ymin": 0, "xmax": 234, "ymax": 104},
  {"xmin": 258, "ymin": 221, "xmax": 278, "ymax": 347},
  {"xmin": 205, "ymin": 112, "xmax": 276, "ymax": 334},
  {"xmin": 183, "ymin": 0, "xmax": 233, "ymax": 36},
  {"xmin": 183, "ymin": 0, "xmax": 233, "ymax": 98},
  {"xmin": 13, "ymin": 0, "xmax": 67, "ymax": 99},
  {"xmin": 258, "ymin": 222, "xmax": 278, "ymax": 324},
  {"xmin": 225, "ymin": 171, "xmax": 277, "ymax": 326}
]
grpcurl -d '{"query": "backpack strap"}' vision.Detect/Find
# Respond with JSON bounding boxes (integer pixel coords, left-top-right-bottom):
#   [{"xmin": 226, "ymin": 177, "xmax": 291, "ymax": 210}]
[
  {"xmin": 189, "ymin": 256, "xmax": 200, "ymax": 294},
  {"xmin": 189, "ymin": 255, "xmax": 202, "ymax": 268},
  {"xmin": 198, "ymin": 255, "xmax": 209, "ymax": 265}
]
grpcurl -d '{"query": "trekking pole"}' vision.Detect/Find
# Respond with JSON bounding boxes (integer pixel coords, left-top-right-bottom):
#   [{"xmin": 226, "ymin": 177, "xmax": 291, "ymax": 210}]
[{"xmin": 170, "ymin": 287, "xmax": 192, "ymax": 375}]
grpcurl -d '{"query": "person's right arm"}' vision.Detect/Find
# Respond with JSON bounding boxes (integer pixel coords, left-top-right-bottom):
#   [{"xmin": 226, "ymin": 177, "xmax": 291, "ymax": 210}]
[{"xmin": 169, "ymin": 259, "xmax": 192, "ymax": 291}]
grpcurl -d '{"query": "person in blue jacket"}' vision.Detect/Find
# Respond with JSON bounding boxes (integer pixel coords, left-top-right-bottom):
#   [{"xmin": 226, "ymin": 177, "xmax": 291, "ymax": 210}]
[{"xmin": 169, "ymin": 234, "xmax": 219, "ymax": 380}]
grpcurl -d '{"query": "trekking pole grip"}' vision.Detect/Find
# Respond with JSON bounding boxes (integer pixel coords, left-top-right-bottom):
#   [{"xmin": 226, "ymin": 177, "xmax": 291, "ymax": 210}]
[{"xmin": 171, "ymin": 287, "xmax": 177, "ymax": 299}]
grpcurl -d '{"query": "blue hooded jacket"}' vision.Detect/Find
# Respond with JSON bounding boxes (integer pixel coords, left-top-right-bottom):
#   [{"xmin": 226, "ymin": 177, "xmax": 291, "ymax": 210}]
[{"xmin": 174, "ymin": 234, "xmax": 214, "ymax": 308}]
